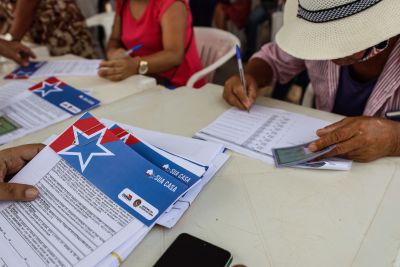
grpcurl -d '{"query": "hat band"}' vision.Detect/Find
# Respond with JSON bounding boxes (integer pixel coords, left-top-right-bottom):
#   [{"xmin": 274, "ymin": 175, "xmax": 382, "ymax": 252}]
[{"xmin": 297, "ymin": 0, "xmax": 382, "ymax": 23}]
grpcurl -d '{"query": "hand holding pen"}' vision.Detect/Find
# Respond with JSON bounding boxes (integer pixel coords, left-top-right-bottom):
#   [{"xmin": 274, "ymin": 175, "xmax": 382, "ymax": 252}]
[{"xmin": 223, "ymin": 45, "xmax": 258, "ymax": 111}]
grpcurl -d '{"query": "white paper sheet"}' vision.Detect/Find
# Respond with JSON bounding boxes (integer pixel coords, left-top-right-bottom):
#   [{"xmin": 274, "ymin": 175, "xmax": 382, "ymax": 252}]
[
  {"xmin": 0, "ymin": 147, "xmax": 147, "ymax": 267},
  {"xmin": 101, "ymin": 119, "xmax": 225, "ymax": 167},
  {"xmin": 0, "ymin": 90, "xmax": 70, "ymax": 144},
  {"xmin": 0, "ymin": 80, "xmax": 36, "ymax": 106},
  {"xmin": 157, "ymin": 152, "xmax": 230, "ymax": 228},
  {"xmin": 195, "ymin": 106, "xmax": 352, "ymax": 170},
  {"xmin": 31, "ymin": 60, "xmax": 101, "ymax": 77}
]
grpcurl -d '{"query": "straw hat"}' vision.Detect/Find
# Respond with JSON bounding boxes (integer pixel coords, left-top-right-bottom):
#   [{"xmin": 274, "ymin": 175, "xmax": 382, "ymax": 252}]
[{"xmin": 275, "ymin": 0, "xmax": 400, "ymax": 60}]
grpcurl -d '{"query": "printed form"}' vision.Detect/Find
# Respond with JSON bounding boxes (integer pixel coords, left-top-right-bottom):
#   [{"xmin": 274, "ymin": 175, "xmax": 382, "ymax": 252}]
[
  {"xmin": 0, "ymin": 113, "xmax": 189, "ymax": 266},
  {"xmin": 195, "ymin": 105, "xmax": 328, "ymax": 163},
  {"xmin": 0, "ymin": 77, "xmax": 100, "ymax": 144}
]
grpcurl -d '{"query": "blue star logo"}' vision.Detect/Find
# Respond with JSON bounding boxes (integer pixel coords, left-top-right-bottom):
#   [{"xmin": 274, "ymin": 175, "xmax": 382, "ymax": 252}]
[
  {"xmin": 34, "ymin": 81, "xmax": 63, "ymax": 97},
  {"xmin": 58, "ymin": 126, "xmax": 115, "ymax": 172}
]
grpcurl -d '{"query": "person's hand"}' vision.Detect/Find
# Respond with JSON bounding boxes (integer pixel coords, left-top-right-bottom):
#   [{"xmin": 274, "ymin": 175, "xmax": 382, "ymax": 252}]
[
  {"xmin": 0, "ymin": 39, "xmax": 36, "ymax": 67},
  {"xmin": 308, "ymin": 116, "xmax": 400, "ymax": 162},
  {"xmin": 98, "ymin": 57, "xmax": 140, "ymax": 82},
  {"xmin": 223, "ymin": 74, "xmax": 258, "ymax": 110},
  {"xmin": 107, "ymin": 48, "xmax": 127, "ymax": 60},
  {"xmin": 0, "ymin": 144, "xmax": 44, "ymax": 201}
]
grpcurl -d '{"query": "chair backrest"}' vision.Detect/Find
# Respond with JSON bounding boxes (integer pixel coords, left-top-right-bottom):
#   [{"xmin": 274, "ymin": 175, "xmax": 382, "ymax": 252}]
[
  {"xmin": 187, "ymin": 27, "xmax": 240, "ymax": 88},
  {"xmin": 86, "ymin": 12, "xmax": 115, "ymax": 47}
]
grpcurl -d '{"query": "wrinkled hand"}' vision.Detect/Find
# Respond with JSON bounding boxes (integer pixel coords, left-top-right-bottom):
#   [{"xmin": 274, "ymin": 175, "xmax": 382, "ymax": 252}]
[
  {"xmin": 98, "ymin": 57, "xmax": 139, "ymax": 82},
  {"xmin": 0, "ymin": 40, "xmax": 36, "ymax": 67},
  {"xmin": 0, "ymin": 144, "xmax": 44, "ymax": 201},
  {"xmin": 308, "ymin": 117, "xmax": 400, "ymax": 162},
  {"xmin": 223, "ymin": 74, "xmax": 258, "ymax": 110}
]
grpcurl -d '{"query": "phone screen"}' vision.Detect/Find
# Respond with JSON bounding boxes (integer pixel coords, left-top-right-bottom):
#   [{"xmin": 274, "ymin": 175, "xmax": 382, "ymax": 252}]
[{"xmin": 153, "ymin": 233, "xmax": 232, "ymax": 267}]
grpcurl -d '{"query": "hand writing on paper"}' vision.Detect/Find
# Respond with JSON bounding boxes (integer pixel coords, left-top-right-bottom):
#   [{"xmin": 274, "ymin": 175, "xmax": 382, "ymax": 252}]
[
  {"xmin": 98, "ymin": 57, "xmax": 140, "ymax": 82},
  {"xmin": 223, "ymin": 74, "xmax": 258, "ymax": 110},
  {"xmin": 0, "ymin": 144, "xmax": 44, "ymax": 201},
  {"xmin": 0, "ymin": 40, "xmax": 36, "ymax": 67},
  {"xmin": 308, "ymin": 117, "xmax": 400, "ymax": 162}
]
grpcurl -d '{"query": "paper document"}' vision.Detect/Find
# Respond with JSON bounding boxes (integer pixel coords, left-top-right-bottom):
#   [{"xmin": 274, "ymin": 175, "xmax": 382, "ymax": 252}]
[
  {"xmin": 0, "ymin": 80, "xmax": 35, "ymax": 104},
  {"xmin": 0, "ymin": 77, "xmax": 100, "ymax": 144},
  {"xmin": 102, "ymin": 119, "xmax": 225, "ymax": 167},
  {"xmin": 5, "ymin": 60, "xmax": 101, "ymax": 79},
  {"xmin": 195, "ymin": 106, "xmax": 352, "ymax": 170},
  {"xmin": 0, "ymin": 113, "xmax": 192, "ymax": 266}
]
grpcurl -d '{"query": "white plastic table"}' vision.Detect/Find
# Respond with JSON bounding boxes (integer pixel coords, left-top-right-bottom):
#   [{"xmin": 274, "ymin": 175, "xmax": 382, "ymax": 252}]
[{"xmin": 3, "ymin": 82, "xmax": 400, "ymax": 267}]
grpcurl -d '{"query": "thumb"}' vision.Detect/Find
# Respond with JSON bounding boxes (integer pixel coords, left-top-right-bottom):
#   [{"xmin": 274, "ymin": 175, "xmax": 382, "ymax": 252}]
[{"xmin": 0, "ymin": 183, "xmax": 38, "ymax": 201}]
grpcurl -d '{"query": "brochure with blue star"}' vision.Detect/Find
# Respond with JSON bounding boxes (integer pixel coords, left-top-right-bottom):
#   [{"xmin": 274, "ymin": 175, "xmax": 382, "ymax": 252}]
[
  {"xmin": 0, "ymin": 77, "xmax": 101, "ymax": 144},
  {"xmin": 29, "ymin": 77, "xmax": 100, "ymax": 115},
  {"xmin": 49, "ymin": 113, "xmax": 188, "ymax": 226},
  {"xmin": 109, "ymin": 124, "xmax": 203, "ymax": 188},
  {"xmin": 4, "ymin": 61, "xmax": 46, "ymax": 79}
]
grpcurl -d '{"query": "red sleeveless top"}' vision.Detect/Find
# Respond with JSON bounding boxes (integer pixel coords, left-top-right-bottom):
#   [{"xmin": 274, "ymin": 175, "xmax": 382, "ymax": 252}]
[{"xmin": 116, "ymin": 0, "xmax": 205, "ymax": 88}]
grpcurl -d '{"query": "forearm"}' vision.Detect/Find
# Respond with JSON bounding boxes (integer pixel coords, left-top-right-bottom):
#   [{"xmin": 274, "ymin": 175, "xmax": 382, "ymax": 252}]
[
  {"xmin": 245, "ymin": 58, "xmax": 274, "ymax": 88},
  {"xmin": 390, "ymin": 121, "xmax": 400, "ymax": 156},
  {"xmin": 106, "ymin": 38, "xmax": 123, "ymax": 58},
  {"xmin": 141, "ymin": 49, "xmax": 184, "ymax": 75},
  {"xmin": 10, "ymin": 0, "xmax": 41, "ymax": 40}
]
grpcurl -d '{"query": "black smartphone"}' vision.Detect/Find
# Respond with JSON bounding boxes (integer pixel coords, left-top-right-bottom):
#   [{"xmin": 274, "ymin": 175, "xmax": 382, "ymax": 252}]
[{"xmin": 153, "ymin": 233, "xmax": 233, "ymax": 267}]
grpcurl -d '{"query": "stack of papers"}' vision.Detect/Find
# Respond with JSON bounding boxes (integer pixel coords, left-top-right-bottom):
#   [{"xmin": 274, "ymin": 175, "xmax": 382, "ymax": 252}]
[
  {"xmin": 0, "ymin": 78, "xmax": 100, "ymax": 144},
  {"xmin": 195, "ymin": 105, "xmax": 352, "ymax": 171},
  {"xmin": 0, "ymin": 113, "xmax": 229, "ymax": 267},
  {"xmin": 4, "ymin": 60, "xmax": 101, "ymax": 79}
]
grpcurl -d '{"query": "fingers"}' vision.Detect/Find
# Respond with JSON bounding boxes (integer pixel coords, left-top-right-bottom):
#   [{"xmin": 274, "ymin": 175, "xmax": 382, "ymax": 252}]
[
  {"xmin": 99, "ymin": 60, "xmax": 120, "ymax": 69},
  {"xmin": 223, "ymin": 75, "xmax": 257, "ymax": 110},
  {"xmin": 318, "ymin": 136, "xmax": 362, "ymax": 159},
  {"xmin": 0, "ymin": 144, "xmax": 44, "ymax": 177},
  {"xmin": 309, "ymin": 125, "xmax": 356, "ymax": 152},
  {"xmin": 316, "ymin": 118, "xmax": 355, "ymax": 136},
  {"xmin": 17, "ymin": 43, "xmax": 36, "ymax": 59},
  {"xmin": 0, "ymin": 183, "xmax": 38, "ymax": 201}
]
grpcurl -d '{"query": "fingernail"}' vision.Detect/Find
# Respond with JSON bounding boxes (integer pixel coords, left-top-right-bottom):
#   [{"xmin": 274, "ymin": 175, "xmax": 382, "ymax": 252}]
[
  {"xmin": 308, "ymin": 143, "xmax": 317, "ymax": 152},
  {"xmin": 244, "ymin": 99, "xmax": 250, "ymax": 108},
  {"xmin": 25, "ymin": 188, "xmax": 38, "ymax": 199}
]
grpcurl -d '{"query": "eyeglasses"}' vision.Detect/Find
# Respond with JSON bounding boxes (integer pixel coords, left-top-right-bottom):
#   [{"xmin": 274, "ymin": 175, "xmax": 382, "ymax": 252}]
[{"xmin": 359, "ymin": 40, "xmax": 389, "ymax": 62}]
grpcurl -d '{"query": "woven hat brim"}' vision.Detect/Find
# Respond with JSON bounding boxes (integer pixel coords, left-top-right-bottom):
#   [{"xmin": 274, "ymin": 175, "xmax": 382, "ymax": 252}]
[{"xmin": 276, "ymin": 0, "xmax": 400, "ymax": 60}]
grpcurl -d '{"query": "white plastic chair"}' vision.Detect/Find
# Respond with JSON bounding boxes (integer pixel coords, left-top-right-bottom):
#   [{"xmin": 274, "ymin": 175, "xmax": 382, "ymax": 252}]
[
  {"xmin": 86, "ymin": 12, "xmax": 115, "ymax": 47},
  {"xmin": 187, "ymin": 27, "xmax": 240, "ymax": 88}
]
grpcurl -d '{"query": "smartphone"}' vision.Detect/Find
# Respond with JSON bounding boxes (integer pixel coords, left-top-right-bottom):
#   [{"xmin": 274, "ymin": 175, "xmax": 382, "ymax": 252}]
[{"xmin": 153, "ymin": 233, "xmax": 233, "ymax": 267}]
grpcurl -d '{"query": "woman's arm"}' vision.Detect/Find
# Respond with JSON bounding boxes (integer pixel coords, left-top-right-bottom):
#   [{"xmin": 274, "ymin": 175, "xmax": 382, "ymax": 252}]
[
  {"xmin": 138, "ymin": 1, "xmax": 187, "ymax": 74},
  {"xmin": 10, "ymin": 0, "xmax": 41, "ymax": 41},
  {"xmin": 106, "ymin": 12, "xmax": 126, "ymax": 59},
  {"xmin": 99, "ymin": 1, "xmax": 188, "ymax": 81}
]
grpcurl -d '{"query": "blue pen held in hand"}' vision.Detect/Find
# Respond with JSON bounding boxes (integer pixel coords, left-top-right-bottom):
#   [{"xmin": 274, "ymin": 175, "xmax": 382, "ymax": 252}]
[
  {"xmin": 235, "ymin": 45, "xmax": 250, "ymax": 111},
  {"xmin": 115, "ymin": 44, "xmax": 143, "ymax": 59}
]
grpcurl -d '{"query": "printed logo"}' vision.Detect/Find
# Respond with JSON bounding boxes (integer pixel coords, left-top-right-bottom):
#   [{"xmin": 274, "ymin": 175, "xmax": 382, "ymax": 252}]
[
  {"xmin": 58, "ymin": 126, "xmax": 115, "ymax": 172},
  {"xmin": 162, "ymin": 164, "xmax": 170, "ymax": 171},
  {"xmin": 145, "ymin": 169, "xmax": 154, "ymax": 177},
  {"xmin": 118, "ymin": 188, "xmax": 159, "ymax": 220},
  {"xmin": 122, "ymin": 193, "xmax": 133, "ymax": 201},
  {"xmin": 34, "ymin": 81, "xmax": 63, "ymax": 97}
]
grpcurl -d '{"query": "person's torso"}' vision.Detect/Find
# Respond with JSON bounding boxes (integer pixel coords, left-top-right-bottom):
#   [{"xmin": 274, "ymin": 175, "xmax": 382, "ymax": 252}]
[{"xmin": 119, "ymin": 0, "xmax": 204, "ymax": 87}]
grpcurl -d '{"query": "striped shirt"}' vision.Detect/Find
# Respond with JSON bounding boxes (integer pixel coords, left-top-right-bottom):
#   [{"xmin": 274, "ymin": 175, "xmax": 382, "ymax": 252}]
[{"xmin": 252, "ymin": 40, "xmax": 400, "ymax": 117}]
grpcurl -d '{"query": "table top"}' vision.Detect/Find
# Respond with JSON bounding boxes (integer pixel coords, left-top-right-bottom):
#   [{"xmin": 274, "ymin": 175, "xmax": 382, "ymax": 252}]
[{"xmin": 2, "ymin": 77, "xmax": 400, "ymax": 267}]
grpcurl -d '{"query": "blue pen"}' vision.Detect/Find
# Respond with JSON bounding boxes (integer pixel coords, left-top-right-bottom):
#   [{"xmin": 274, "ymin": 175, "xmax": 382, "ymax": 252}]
[
  {"xmin": 115, "ymin": 44, "xmax": 143, "ymax": 59},
  {"xmin": 235, "ymin": 45, "xmax": 249, "ymax": 111}
]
